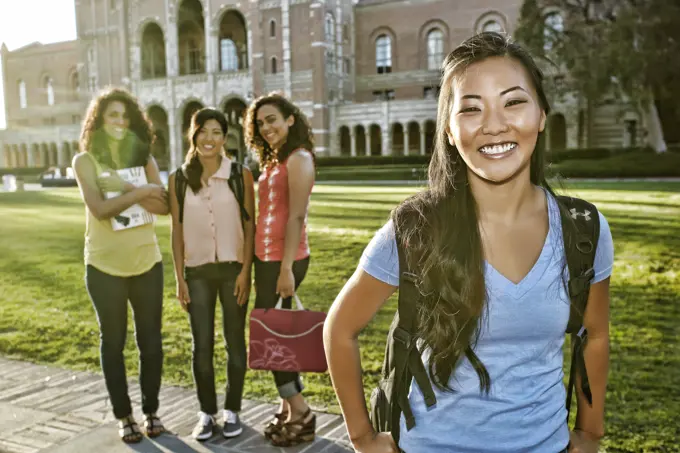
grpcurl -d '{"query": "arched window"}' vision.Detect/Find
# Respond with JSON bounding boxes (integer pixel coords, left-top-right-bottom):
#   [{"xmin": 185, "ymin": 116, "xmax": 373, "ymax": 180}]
[
  {"xmin": 376, "ymin": 35, "xmax": 392, "ymax": 74},
  {"xmin": 544, "ymin": 12, "xmax": 564, "ymax": 52},
  {"xmin": 426, "ymin": 29, "xmax": 444, "ymax": 70},
  {"xmin": 271, "ymin": 57, "xmax": 277, "ymax": 74},
  {"xmin": 220, "ymin": 39, "xmax": 239, "ymax": 71},
  {"xmin": 482, "ymin": 20, "xmax": 503, "ymax": 33},
  {"xmin": 269, "ymin": 19, "xmax": 276, "ymax": 38},
  {"xmin": 18, "ymin": 80, "xmax": 27, "ymax": 109},
  {"xmin": 45, "ymin": 77, "xmax": 55, "ymax": 106}
]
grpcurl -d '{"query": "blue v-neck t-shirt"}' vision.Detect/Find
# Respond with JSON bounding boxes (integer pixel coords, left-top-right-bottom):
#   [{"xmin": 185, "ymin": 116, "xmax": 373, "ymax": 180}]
[{"xmin": 359, "ymin": 192, "xmax": 614, "ymax": 453}]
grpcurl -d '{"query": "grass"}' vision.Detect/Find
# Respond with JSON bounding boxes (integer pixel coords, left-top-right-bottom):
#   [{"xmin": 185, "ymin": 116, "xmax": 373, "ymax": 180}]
[{"xmin": 0, "ymin": 181, "xmax": 679, "ymax": 452}]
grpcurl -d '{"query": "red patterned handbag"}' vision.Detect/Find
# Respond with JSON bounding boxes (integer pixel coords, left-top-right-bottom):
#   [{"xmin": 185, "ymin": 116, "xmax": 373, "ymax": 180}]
[{"xmin": 248, "ymin": 295, "xmax": 328, "ymax": 373}]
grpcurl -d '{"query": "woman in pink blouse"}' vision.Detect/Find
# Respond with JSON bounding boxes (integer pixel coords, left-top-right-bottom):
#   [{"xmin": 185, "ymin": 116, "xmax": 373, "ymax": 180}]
[
  {"xmin": 169, "ymin": 108, "xmax": 255, "ymax": 442},
  {"xmin": 244, "ymin": 93, "xmax": 316, "ymax": 447}
]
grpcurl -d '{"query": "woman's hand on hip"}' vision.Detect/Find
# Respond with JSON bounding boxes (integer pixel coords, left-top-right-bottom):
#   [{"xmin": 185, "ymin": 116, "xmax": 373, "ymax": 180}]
[
  {"xmin": 352, "ymin": 431, "xmax": 398, "ymax": 453},
  {"xmin": 276, "ymin": 267, "xmax": 296, "ymax": 299},
  {"xmin": 234, "ymin": 270, "xmax": 251, "ymax": 306},
  {"xmin": 176, "ymin": 279, "xmax": 190, "ymax": 311}
]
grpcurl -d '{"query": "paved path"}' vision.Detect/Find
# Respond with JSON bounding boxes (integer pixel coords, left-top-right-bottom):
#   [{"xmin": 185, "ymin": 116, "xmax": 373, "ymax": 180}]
[{"xmin": 0, "ymin": 357, "xmax": 352, "ymax": 453}]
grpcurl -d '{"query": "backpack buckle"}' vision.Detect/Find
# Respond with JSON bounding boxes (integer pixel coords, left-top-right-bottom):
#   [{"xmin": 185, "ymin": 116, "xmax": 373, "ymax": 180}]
[
  {"xmin": 401, "ymin": 272, "xmax": 418, "ymax": 283},
  {"xmin": 569, "ymin": 267, "xmax": 594, "ymax": 296},
  {"xmin": 393, "ymin": 326, "xmax": 413, "ymax": 349}
]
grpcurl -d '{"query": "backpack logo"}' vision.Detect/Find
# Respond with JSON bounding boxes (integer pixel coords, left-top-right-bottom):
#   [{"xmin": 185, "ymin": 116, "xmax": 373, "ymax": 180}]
[{"xmin": 570, "ymin": 208, "xmax": 591, "ymax": 221}]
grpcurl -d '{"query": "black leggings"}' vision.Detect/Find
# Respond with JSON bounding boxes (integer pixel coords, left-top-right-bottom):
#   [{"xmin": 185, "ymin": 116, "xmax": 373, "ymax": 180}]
[
  {"xmin": 254, "ymin": 256, "xmax": 310, "ymax": 399},
  {"xmin": 85, "ymin": 262, "xmax": 164, "ymax": 419}
]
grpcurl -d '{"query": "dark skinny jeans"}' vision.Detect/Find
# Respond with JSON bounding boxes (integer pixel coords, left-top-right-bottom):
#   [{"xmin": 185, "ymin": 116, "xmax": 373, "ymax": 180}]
[
  {"xmin": 85, "ymin": 262, "xmax": 164, "ymax": 419},
  {"xmin": 185, "ymin": 262, "xmax": 248, "ymax": 414}
]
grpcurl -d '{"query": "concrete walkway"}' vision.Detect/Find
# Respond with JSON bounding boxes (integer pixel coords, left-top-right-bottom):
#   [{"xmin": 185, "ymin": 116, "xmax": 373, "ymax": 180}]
[{"xmin": 0, "ymin": 357, "xmax": 352, "ymax": 453}]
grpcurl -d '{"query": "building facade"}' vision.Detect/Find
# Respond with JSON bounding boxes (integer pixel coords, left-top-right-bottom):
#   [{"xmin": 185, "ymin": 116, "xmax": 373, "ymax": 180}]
[{"xmin": 1, "ymin": 0, "xmax": 644, "ymax": 171}]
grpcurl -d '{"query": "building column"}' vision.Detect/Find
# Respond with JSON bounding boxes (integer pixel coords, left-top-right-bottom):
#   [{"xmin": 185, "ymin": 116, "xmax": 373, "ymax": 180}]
[
  {"xmin": 382, "ymin": 127, "xmax": 390, "ymax": 156},
  {"xmin": 27, "ymin": 145, "xmax": 35, "ymax": 167},
  {"xmin": 57, "ymin": 144, "xmax": 66, "ymax": 167},
  {"xmin": 365, "ymin": 126, "xmax": 371, "ymax": 156},
  {"xmin": 0, "ymin": 142, "xmax": 5, "ymax": 169},
  {"xmin": 165, "ymin": 0, "xmax": 179, "ymax": 77},
  {"xmin": 350, "ymin": 128, "xmax": 356, "ymax": 157},
  {"xmin": 282, "ymin": 0, "xmax": 292, "ymax": 97},
  {"xmin": 420, "ymin": 122, "xmax": 426, "ymax": 155},
  {"xmin": 404, "ymin": 128, "xmax": 410, "ymax": 156},
  {"xmin": 204, "ymin": 2, "xmax": 217, "ymax": 73}
]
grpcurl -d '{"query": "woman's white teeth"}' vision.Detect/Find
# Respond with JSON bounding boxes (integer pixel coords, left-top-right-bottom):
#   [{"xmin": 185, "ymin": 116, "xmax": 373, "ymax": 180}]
[{"xmin": 480, "ymin": 143, "xmax": 516, "ymax": 154}]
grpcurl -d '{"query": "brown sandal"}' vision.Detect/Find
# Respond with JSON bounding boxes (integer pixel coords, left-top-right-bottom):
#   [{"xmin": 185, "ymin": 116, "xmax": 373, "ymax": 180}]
[
  {"xmin": 263, "ymin": 411, "xmax": 288, "ymax": 440},
  {"xmin": 269, "ymin": 409, "xmax": 316, "ymax": 447},
  {"xmin": 144, "ymin": 414, "xmax": 166, "ymax": 438},
  {"xmin": 118, "ymin": 416, "xmax": 143, "ymax": 444}
]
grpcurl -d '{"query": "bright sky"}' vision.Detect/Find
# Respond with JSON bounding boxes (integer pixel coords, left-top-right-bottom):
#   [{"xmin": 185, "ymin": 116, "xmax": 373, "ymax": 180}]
[{"xmin": 0, "ymin": 0, "xmax": 77, "ymax": 129}]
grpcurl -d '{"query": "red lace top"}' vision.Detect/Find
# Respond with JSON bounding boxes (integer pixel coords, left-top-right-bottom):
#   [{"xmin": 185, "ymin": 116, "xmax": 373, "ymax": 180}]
[{"xmin": 255, "ymin": 149, "xmax": 313, "ymax": 262}]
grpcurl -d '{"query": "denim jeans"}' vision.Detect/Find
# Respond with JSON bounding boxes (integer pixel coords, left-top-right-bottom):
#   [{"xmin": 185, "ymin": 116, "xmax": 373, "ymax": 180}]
[
  {"xmin": 253, "ymin": 256, "xmax": 310, "ymax": 398},
  {"xmin": 186, "ymin": 262, "xmax": 247, "ymax": 414},
  {"xmin": 85, "ymin": 262, "xmax": 164, "ymax": 419}
]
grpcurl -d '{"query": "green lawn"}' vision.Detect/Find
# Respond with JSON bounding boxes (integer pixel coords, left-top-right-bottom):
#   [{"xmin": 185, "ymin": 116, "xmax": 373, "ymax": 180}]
[{"xmin": 0, "ymin": 182, "xmax": 679, "ymax": 452}]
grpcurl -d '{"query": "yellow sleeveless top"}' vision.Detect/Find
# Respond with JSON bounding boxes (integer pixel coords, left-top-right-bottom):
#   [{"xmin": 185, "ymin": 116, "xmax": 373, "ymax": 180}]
[{"xmin": 82, "ymin": 152, "xmax": 162, "ymax": 277}]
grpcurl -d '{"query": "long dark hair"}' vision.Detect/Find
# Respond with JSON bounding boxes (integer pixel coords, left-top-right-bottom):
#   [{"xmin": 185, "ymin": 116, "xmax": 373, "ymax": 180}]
[
  {"xmin": 80, "ymin": 87, "xmax": 152, "ymax": 169},
  {"xmin": 393, "ymin": 32, "xmax": 555, "ymax": 393},
  {"xmin": 181, "ymin": 107, "xmax": 229, "ymax": 194},
  {"xmin": 244, "ymin": 92, "xmax": 315, "ymax": 169}
]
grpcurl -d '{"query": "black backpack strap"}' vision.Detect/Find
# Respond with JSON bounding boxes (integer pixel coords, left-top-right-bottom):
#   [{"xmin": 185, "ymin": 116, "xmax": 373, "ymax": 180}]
[
  {"xmin": 228, "ymin": 161, "xmax": 250, "ymax": 225},
  {"xmin": 393, "ymin": 232, "xmax": 437, "ymax": 436},
  {"xmin": 174, "ymin": 167, "xmax": 188, "ymax": 224},
  {"xmin": 557, "ymin": 195, "xmax": 600, "ymax": 421}
]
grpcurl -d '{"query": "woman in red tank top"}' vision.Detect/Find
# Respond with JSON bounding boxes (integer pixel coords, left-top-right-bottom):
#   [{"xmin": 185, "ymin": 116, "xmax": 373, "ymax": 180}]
[{"xmin": 244, "ymin": 93, "xmax": 316, "ymax": 447}]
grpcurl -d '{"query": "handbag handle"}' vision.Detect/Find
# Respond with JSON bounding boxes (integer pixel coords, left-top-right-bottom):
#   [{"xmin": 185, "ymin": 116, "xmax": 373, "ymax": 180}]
[{"xmin": 275, "ymin": 294, "xmax": 304, "ymax": 311}]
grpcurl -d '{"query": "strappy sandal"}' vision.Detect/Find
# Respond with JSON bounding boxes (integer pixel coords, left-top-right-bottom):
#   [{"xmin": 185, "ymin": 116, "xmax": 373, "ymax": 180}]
[
  {"xmin": 144, "ymin": 413, "xmax": 166, "ymax": 438},
  {"xmin": 263, "ymin": 411, "xmax": 288, "ymax": 440},
  {"xmin": 269, "ymin": 409, "xmax": 316, "ymax": 447},
  {"xmin": 118, "ymin": 416, "xmax": 143, "ymax": 444}
]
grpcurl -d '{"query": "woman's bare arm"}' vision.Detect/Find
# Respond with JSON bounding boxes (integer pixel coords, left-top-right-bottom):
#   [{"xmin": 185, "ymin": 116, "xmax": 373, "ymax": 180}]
[
  {"xmin": 324, "ymin": 268, "xmax": 397, "ymax": 447},
  {"xmin": 574, "ymin": 277, "xmax": 611, "ymax": 440},
  {"xmin": 136, "ymin": 156, "xmax": 169, "ymax": 215},
  {"xmin": 73, "ymin": 153, "xmax": 154, "ymax": 221}
]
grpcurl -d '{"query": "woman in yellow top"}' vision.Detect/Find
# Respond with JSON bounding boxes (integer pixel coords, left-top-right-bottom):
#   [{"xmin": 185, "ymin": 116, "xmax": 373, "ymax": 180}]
[{"xmin": 72, "ymin": 87, "xmax": 169, "ymax": 444}]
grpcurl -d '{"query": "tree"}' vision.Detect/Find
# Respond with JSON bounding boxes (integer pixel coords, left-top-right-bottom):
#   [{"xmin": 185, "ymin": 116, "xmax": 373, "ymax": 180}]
[{"xmin": 515, "ymin": 0, "xmax": 680, "ymax": 151}]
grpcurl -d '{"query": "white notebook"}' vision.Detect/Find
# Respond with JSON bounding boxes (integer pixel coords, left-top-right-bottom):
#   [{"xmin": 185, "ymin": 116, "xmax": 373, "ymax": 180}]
[{"xmin": 104, "ymin": 166, "xmax": 155, "ymax": 231}]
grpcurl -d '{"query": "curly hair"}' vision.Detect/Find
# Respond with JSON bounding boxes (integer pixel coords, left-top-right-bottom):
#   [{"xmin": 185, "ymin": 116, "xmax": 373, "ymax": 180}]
[
  {"xmin": 243, "ymin": 92, "xmax": 315, "ymax": 169},
  {"xmin": 182, "ymin": 107, "xmax": 229, "ymax": 194},
  {"xmin": 79, "ymin": 86, "xmax": 153, "ymax": 169}
]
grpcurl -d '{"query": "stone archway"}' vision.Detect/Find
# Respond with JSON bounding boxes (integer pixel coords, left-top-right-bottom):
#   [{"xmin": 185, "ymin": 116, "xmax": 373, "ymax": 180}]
[
  {"xmin": 147, "ymin": 105, "xmax": 170, "ymax": 169},
  {"xmin": 391, "ymin": 123, "xmax": 404, "ymax": 156},
  {"xmin": 369, "ymin": 124, "xmax": 382, "ymax": 156},
  {"xmin": 141, "ymin": 22, "xmax": 167, "ymax": 79},
  {"xmin": 355, "ymin": 125, "xmax": 366, "ymax": 156},
  {"xmin": 178, "ymin": 0, "xmax": 205, "ymax": 75},
  {"xmin": 181, "ymin": 100, "xmax": 205, "ymax": 154},
  {"xmin": 218, "ymin": 10, "xmax": 248, "ymax": 71},
  {"xmin": 222, "ymin": 98, "xmax": 247, "ymax": 161},
  {"xmin": 339, "ymin": 126, "xmax": 351, "ymax": 156}
]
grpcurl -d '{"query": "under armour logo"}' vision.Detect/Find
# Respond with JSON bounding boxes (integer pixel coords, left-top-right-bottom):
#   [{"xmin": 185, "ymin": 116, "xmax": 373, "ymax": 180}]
[{"xmin": 570, "ymin": 208, "xmax": 591, "ymax": 221}]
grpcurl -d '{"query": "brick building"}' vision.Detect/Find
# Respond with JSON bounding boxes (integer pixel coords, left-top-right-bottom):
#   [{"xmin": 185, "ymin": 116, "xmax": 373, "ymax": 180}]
[{"xmin": 0, "ymin": 0, "xmax": 644, "ymax": 171}]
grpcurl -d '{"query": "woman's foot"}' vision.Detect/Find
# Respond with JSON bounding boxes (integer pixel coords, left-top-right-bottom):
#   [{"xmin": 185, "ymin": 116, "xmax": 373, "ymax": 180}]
[
  {"xmin": 144, "ymin": 413, "xmax": 166, "ymax": 438},
  {"xmin": 118, "ymin": 415, "xmax": 143, "ymax": 444},
  {"xmin": 192, "ymin": 412, "xmax": 216, "ymax": 441},
  {"xmin": 263, "ymin": 410, "xmax": 288, "ymax": 440},
  {"xmin": 269, "ymin": 408, "xmax": 316, "ymax": 447}
]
